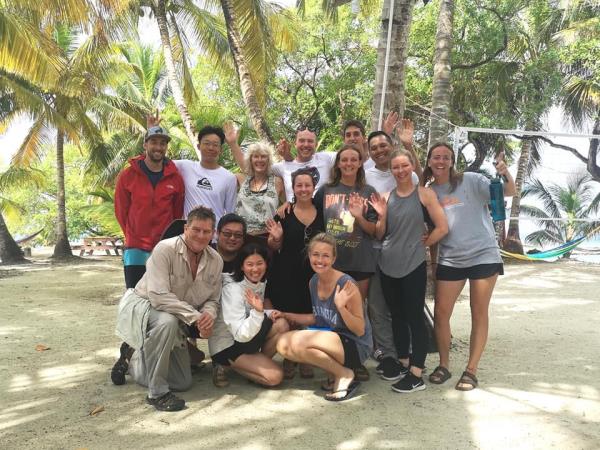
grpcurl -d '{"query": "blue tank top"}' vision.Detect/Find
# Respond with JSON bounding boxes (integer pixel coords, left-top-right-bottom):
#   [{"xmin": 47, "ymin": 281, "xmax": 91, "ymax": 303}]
[{"xmin": 309, "ymin": 273, "xmax": 373, "ymax": 363}]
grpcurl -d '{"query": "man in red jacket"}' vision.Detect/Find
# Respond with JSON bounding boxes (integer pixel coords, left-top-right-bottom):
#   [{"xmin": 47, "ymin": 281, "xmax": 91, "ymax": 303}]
[{"xmin": 114, "ymin": 126, "xmax": 185, "ymax": 288}]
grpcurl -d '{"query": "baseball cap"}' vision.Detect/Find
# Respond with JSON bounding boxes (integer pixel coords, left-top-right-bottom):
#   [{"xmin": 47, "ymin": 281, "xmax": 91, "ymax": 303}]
[{"xmin": 145, "ymin": 126, "xmax": 171, "ymax": 142}]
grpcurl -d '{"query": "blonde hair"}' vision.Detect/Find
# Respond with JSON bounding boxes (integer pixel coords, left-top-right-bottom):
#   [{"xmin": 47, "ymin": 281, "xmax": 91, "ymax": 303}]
[
  {"xmin": 308, "ymin": 233, "xmax": 337, "ymax": 258},
  {"xmin": 244, "ymin": 141, "xmax": 274, "ymax": 177}
]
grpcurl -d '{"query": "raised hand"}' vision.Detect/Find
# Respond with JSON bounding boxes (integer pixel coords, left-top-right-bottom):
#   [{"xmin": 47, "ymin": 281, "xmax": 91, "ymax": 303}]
[
  {"xmin": 348, "ymin": 192, "xmax": 366, "ymax": 218},
  {"xmin": 368, "ymin": 192, "xmax": 387, "ymax": 217},
  {"xmin": 147, "ymin": 109, "xmax": 162, "ymax": 128},
  {"xmin": 266, "ymin": 218, "xmax": 283, "ymax": 242},
  {"xmin": 494, "ymin": 151, "xmax": 509, "ymax": 176},
  {"xmin": 223, "ymin": 120, "xmax": 240, "ymax": 146},
  {"xmin": 382, "ymin": 110, "xmax": 399, "ymax": 136},
  {"xmin": 398, "ymin": 118, "xmax": 414, "ymax": 149},
  {"xmin": 245, "ymin": 288, "xmax": 264, "ymax": 312},
  {"xmin": 277, "ymin": 138, "xmax": 293, "ymax": 162},
  {"xmin": 333, "ymin": 280, "xmax": 356, "ymax": 310}
]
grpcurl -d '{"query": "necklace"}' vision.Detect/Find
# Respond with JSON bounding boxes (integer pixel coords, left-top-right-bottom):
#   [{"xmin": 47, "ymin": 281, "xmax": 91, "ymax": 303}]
[{"xmin": 250, "ymin": 176, "xmax": 267, "ymax": 192}]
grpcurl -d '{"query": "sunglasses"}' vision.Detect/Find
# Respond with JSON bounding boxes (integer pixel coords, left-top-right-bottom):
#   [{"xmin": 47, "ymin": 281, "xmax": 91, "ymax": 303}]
[
  {"xmin": 303, "ymin": 226, "xmax": 313, "ymax": 246},
  {"xmin": 296, "ymin": 124, "xmax": 318, "ymax": 134}
]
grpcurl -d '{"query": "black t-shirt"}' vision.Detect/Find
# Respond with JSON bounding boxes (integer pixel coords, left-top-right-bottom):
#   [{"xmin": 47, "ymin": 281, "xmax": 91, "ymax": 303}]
[{"xmin": 139, "ymin": 160, "xmax": 164, "ymax": 188}]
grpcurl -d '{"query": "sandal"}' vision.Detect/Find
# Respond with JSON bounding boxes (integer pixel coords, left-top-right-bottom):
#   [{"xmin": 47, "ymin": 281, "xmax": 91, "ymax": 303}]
[
  {"xmin": 325, "ymin": 381, "xmax": 360, "ymax": 402},
  {"xmin": 299, "ymin": 364, "xmax": 315, "ymax": 379},
  {"xmin": 455, "ymin": 371, "xmax": 478, "ymax": 391},
  {"xmin": 428, "ymin": 366, "xmax": 451, "ymax": 384},
  {"xmin": 283, "ymin": 359, "xmax": 296, "ymax": 380}
]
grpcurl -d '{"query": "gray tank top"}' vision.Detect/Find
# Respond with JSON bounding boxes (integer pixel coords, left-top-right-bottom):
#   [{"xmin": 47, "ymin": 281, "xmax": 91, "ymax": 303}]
[
  {"xmin": 379, "ymin": 188, "xmax": 427, "ymax": 278},
  {"xmin": 309, "ymin": 273, "xmax": 373, "ymax": 364}
]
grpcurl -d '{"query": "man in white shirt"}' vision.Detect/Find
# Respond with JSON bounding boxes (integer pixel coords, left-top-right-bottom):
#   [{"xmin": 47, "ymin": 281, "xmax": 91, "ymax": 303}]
[{"xmin": 174, "ymin": 126, "xmax": 238, "ymax": 225}]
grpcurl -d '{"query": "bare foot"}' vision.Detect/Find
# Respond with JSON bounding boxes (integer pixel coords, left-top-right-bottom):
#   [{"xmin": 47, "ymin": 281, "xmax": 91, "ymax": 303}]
[{"xmin": 327, "ymin": 367, "xmax": 355, "ymax": 400}]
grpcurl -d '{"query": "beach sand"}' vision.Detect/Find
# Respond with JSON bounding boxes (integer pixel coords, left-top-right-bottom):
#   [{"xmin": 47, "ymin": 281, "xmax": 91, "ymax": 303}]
[{"xmin": 0, "ymin": 253, "xmax": 598, "ymax": 449}]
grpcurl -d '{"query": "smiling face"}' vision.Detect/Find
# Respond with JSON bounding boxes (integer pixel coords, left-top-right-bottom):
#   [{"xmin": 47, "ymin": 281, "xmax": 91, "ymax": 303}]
[
  {"xmin": 391, "ymin": 154, "xmax": 415, "ymax": 185},
  {"xmin": 427, "ymin": 145, "xmax": 454, "ymax": 181},
  {"xmin": 368, "ymin": 135, "xmax": 392, "ymax": 168},
  {"xmin": 295, "ymin": 129, "xmax": 317, "ymax": 162},
  {"xmin": 143, "ymin": 136, "xmax": 169, "ymax": 163},
  {"xmin": 292, "ymin": 173, "xmax": 315, "ymax": 203},
  {"xmin": 183, "ymin": 218, "xmax": 214, "ymax": 253},
  {"xmin": 336, "ymin": 148, "xmax": 362, "ymax": 180},
  {"xmin": 250, "ymin": 151, "xmax": 269, "ymax": 174},
  {"xmin": 217, "ymin": 221, "xmax": 245, "ymax": 255},
  {"xmin": 242, "ymin": 252, "xmax": 267, "ymax": 283},
  {"xmin": 309, "ymin": 241, "xmax": 336, "ymax": 274},
  {"xmin": 343, "ymin": 125, "xmax": 366, "ymax": 148},
  {"xmin": 198, "ymin": 133, "xmax": 222, "ymax": 165}
]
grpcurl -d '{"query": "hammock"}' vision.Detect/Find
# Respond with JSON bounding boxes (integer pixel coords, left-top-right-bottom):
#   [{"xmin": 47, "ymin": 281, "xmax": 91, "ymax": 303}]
[
  {"xmin": 501, "ymin": 226, "xmax": 600, "ymax": 261},
  {"xmin": 16, "ymin": 228, "xmax": 44, "ymax": 245}
]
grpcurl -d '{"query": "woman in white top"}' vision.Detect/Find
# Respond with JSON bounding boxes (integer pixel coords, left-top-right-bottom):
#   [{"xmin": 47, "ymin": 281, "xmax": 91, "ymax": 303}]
[{"xmin": 208, "ymin": 243, "xmax": 290, "ymax": 386}]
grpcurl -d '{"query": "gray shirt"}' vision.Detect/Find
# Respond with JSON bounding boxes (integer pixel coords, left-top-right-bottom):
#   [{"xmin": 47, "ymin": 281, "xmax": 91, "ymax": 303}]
[{"xmin": 430, "ymin": 172, "xmax": 501, "ymax": 267}]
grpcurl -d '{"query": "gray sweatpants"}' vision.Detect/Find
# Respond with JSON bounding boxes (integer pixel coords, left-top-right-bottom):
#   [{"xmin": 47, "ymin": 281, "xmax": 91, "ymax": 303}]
[
  {"xmin": 367, "ymin": 268, "xmax": 398, "ymax": 359},
  {"xmin": 129, "ymin": 307, "xmax": 193, "ymax": 399}
]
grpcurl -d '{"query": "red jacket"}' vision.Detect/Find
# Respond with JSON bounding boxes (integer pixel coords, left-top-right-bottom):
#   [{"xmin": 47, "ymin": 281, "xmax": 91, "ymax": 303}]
[{"xmin": 114, "ymin": 155, "xmax": 185, "ymax": 252}]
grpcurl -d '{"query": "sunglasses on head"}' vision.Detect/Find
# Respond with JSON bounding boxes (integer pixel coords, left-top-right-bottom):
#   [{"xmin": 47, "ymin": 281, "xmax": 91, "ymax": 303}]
[{"xmin": 296, "ymin": 124, "xmax": 318, "ymax": 134}]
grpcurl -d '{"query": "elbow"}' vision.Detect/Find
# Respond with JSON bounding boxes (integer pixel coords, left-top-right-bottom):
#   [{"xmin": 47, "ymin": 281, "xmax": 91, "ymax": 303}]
[{"xmin": 439, "ymin": 223, "xmax": 449, "ymax": 238}]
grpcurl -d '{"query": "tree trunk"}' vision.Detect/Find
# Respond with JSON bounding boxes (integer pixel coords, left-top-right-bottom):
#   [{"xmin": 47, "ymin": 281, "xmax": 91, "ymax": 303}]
[
  {"xmin": 52, "ymin": 131, "xmax": 73, "ymax": 259},
  {"xmin": 154, "ymin": 0, "xmax": 197, "ymax": 147},
  {"xmin": 0, "ymin": 212, "xmax": 27, "ymax": 264},
  {"xmin": 587, "ymin": 114, "xmax": 600, "ymax": 182},
  {"xmin": 428, "ymin": 0, "xmax": 455, "ymax": 147},
  {"xmin": 220, "ymin": 0, "xmax": 275, "ymax": 146},
  {"xmin": 370, "ymin": 0, "xmax": 416, "ymax": 131},
  {"xmin": 504, "ymin": 137, "xmax": 533, "ymax": 254}
]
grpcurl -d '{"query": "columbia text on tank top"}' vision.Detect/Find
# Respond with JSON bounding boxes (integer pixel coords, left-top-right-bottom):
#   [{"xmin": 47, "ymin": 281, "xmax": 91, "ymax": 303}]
[
  {"xmin": 173, "ymin": 160, "xmax": 237, "ymax": 222},
  {"xmin": 309, "ymin": 273, "xmax": 373, "ymax": 363},
  {"xmin": 430, "ymin": 172, "xmax": 501, "ymax": 267},
  {"xmin": 272, "ymin": 152, "xmax": 336, "ymax": 202},
  {"xmin": 235, "ymin": 174, "xmax": 279, "ymax": 234},
  {"xmin": 379, "ymin": 188, "xmax": 427, "ymax": 278}
]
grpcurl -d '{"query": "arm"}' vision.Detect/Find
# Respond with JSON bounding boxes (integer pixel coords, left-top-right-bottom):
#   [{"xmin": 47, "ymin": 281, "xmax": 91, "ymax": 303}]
[
  {"xmin": 495, "ymin": 153, "xmax": 516, "ymax": 196},
  {"xmin": 274, "ymin": 176, "xmax": 286, "ymax": 204},
  {"xmin": 419, "ymin": 187, "xmax": 448, "ymax": 247},
  {"xmin": 280, "ymin": 312, "xmax": 316, "ymax": 327},
  {"xmin": 334, "ymin": 281, "xmax": 366, "ymax": 336},
  {"xmin": 224, "ymin": 121, "xmax": 245, "ymax": 171},
  {"xmin": 369, "ymin": 192, "xmax": 389, "ymax": 241},
  {"xmin": 399, "ymin": 119, "xmax": 422, "ymax": 180},
  {"xmin": 222, "ymin": 283, "xmax": 265, "ymax": 343},
  {"xmin": 225, "ymin": 175, "xmax": 238, "ymax": 214},
  {"xmin": 266, "ymin": 217, "xmax": 283, "ymax": 251},
  {"xmin": 277, "ymin": 138, "xmax": 294, "ymax": 162},
  {"xmin": 173, "ymin": 174, "xmax": 185, "ymax": 219},
  {"xmin": 113, "ymin": 171, "xmax": 130, "ymax": 235}
]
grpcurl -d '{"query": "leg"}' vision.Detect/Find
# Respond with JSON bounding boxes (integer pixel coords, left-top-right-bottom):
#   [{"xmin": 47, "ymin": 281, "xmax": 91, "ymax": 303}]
[
  {"xmin": 379, "ymin": 271, "xmax": 411, "ymax": 364},
  {"xmin": 465, "ymin": 275, "xmax": 498, "ymax": 375},
  {"xmin": 261, "ymin": 317, "xmax": 290, "ymax": 357},
  {"xmin": 356, "ymin": 278, "xmax": 370, "ymax": 302},
  {"xmin": 434, "ymin": 279, "xmax": 466, "ymax": 370},
  {"xmin": 277, "ymin": 330, "xmax": 354, "ymax": 393},
  {"xmin": 229, "ymin": 353, "xmax": 284, "ymax": 386},
  {"xmin": 367, "ymin": 269, "xmax": 398, "ymax": 359},
  {"xmin": 128, "ymin": 308, "xmax": 190, "ymax": 399}
]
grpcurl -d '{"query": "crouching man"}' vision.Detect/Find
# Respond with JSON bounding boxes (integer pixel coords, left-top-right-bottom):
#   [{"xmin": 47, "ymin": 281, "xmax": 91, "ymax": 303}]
[{"xmin": 112, "ymin": 206, "xmax": 223, "ymax": 411}]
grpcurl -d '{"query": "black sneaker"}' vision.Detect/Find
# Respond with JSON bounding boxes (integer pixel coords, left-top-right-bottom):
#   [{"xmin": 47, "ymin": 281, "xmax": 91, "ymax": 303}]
[
  {"xmin": 111, "ymin": 342, "xmax": 134, "ymax": 385},
  {"xmin": 380, "ymin": 357, "xmax": 408, "ymax": 381},
  {"xmin": 391, "ymin": 372, "xmax": 426, "ymax": 393},
  {"xmin": 375, "ymin": 361, "xmax": 384, "ymax": 375},
  {"xmin": 146, "ymin": 392, "xmax": 186, "ymax": 411}
]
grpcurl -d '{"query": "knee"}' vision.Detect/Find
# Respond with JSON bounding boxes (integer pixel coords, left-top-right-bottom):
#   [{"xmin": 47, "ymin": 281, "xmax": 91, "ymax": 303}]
[
  {"xmin": 276, "ymin": 334, "xmax": 292, "ymax": 357},
  {"xmin": 264, "ymin": 367, "xmax": 284, "ymax": 387},
  {"xmin": 155, "ymin": 312, "xmax": 181, "ymax": 335}
]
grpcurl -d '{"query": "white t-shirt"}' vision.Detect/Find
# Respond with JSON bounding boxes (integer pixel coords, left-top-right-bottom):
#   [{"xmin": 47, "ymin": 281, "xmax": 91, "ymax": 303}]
[
  {"xmin": 365, "ymin": 166, "xmax": 419, "ymax": 193},
  {"xmin": 174, "ymin": 160, "xmax": 237, "ymax": 223},
  {"xmin": 363, "ymin": 157, "xmax": 375, "ymax": 171},
  {"xmin": 272, "ymin": 152, "xmax": 336, "ymax": 202}
]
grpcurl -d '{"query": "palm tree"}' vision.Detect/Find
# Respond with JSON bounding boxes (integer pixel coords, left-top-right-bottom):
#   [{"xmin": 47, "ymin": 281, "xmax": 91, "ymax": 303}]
[
  {"xmin": 427, "ymin": 0, "xmax": 454, "ymax": 147},
  {"xmin": 521, "ymin": 174, "xmax": 600, "ymax": 258},
  {"xmin": 0, "ymin": 210, "xmax": 25, "ymax": 264}
]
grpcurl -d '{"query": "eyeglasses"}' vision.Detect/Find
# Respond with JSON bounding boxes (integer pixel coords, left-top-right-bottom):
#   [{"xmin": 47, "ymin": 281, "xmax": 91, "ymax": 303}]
[
  {"xmin": 220, "ymin": 230, "xmax": 244, "ymax": 240},
  {"xmin": 200, "ymin": 140, "xmax": 221, "ymax": 148}
]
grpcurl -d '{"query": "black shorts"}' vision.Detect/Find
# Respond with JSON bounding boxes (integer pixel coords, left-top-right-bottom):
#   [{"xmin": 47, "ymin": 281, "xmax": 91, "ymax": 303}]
[
  {"xmin": 436, "ymin": 263, "xmax": 504, "ymax": 281},
  {"xmin": 336, "ymin": 333, "xmax": 361, "ymax": 369},
  {"xmin": 211, "ymin": 316, "xmax": 273, "ymax": 366},
  {"xmin": 345, "ymin": 271, "xmax": 373, "ymax": 282}
]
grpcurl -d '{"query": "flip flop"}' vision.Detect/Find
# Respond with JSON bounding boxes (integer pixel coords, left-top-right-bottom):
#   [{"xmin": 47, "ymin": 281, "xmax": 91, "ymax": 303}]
[
  {"xmin": 428, "ymin": 366, "xmax": 451, "ymax": 384},
  {"xmin": 325, "ymin": 381, "xmax": 360, "ymax": 402},
  {"xmin": 455, "ymin": 371, "xmax": 478, "ymax": 391}
]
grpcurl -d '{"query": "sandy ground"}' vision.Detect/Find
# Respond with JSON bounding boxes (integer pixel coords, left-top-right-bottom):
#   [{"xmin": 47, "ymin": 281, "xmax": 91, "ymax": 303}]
[{"xmin": 0, "ymin": 251, "xmax": 599, "ymax": 450}]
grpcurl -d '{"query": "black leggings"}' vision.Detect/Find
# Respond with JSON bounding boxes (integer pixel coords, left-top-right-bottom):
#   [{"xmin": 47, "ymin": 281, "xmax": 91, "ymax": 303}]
[{"xmin": 379, "ymin": 262, "xmax": 428, "ymax": 369}]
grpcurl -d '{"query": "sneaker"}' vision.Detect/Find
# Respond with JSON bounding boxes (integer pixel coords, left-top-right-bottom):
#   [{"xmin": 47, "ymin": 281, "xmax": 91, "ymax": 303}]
[
  {"xmin": 353, "ymin": 365, "xmax": 370, "ymax": 382},
  {"xmin": 146, "ymin": 392, "xmax": 186, "ymax": 411},
  {"xmin": 380, "ymin": 357, "xmax": 409, "ymax": 382},
  {"xmin": 391, "ymin": 372, "xmax": 426, "ymax": 393},
  {"xmin": 110, "ymin": 342, "xmax": 134, "ymax": 386},
  {"xmin": 375, "ymin": 361, "xmax": 384, "ymax": 375},
  {"xmin": 212, "ymin": 363, "xmax": 230, "ymax": 388},
  {"xmin": 372, "ymin": 348, "xmax": 384, "ymax": 362}
]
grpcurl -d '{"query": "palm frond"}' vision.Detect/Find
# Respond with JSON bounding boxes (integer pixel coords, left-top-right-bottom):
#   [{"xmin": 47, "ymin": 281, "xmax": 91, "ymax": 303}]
[{"xmin": 10, "ymin": 117, "xmax": 53, "ymax": 167}]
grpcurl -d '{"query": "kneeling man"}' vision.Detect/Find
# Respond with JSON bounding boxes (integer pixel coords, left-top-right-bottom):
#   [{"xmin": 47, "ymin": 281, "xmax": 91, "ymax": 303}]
[{"xmin": 112, "ymin": 206, "xmax": 223, "ymax": 411}]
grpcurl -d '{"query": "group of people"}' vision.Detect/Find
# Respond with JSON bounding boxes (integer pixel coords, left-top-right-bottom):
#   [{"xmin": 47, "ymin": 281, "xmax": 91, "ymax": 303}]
[{"xmin": 111, "ymin": 114, "xmax": 515, "ymax": 411}]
